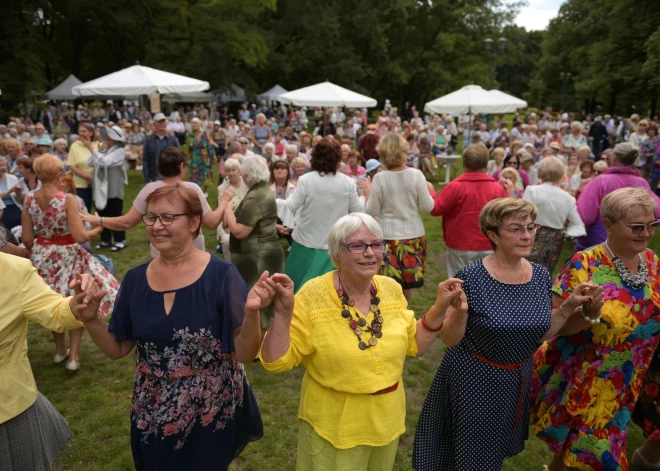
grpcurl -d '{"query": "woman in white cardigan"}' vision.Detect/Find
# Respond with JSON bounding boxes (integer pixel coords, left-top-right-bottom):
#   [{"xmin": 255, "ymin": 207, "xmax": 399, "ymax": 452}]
[
  {"xmin": 0, "ymin": 156, "xmax": 22, "ymax": 229},
  {"xmin": 523, "ymin": 156, "xmax": 586, "ymax": 274},
  {"xmin": 362, "ymin": 133, "xmax": 434, "ymax": 302},
  {"xmin": 279, "ymin": 137, "xmax": 364, "ymax": 293}
]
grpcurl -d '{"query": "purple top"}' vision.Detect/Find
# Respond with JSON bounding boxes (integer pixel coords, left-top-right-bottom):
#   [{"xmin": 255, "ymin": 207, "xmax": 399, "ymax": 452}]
[{"xmin": 575, "ymin": 167, "xmax": 660, "ymax": 250}]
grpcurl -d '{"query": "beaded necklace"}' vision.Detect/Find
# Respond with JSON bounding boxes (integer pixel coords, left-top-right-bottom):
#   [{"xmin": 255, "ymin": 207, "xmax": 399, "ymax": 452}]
[
  {"xmin": 605, "ymin": 240, "xmax": 648, "ymax": 290},
  {"xmin": 337, "ymin": 275, "xmax": 383, "ymax": 350}
]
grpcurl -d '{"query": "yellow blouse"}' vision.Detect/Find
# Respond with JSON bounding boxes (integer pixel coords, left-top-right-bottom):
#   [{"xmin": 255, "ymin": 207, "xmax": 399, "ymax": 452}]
[
  {"xmin": 68, "ymin": 140, "xmax": 98, "ymax": 189},
  {"xmin": 260, "ymin": 271, "xmax": 418, "ymax": 448},
  {"xmin": 0, "ymin": 254, "xmax": 83, "ymax": 424}
]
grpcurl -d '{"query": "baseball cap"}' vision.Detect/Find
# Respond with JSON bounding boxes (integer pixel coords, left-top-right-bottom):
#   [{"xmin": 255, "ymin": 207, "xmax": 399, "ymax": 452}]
[
  {"xmin": 153, "ymin": 113, "xmax": 166, "ymax": 121},
  {"xmin": 214, "ymin": 120, "xmax": 221, "ymax": 125},
  {"xmin": 365, "ymin": 159, "xmax": 382, "ymax": 173}
]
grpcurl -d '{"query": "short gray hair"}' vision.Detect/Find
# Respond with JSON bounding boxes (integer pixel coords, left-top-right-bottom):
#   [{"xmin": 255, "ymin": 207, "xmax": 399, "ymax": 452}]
[
  {"xmin": 327, "ymin": 213, "xmax": 384, "ymax": 268},
  {"xmin": 286, "ymin": 144, "xmax": 298, "ymax": 155},
  {"xmin": 263, "ymin": 142, "xmax": 275, "ymax": 152},
  {"xmin": 0, "ymin": 156, "xmax": 8, "ymax": 165},
  {"xmin": 54, "ymin": 138, "xmax": 67, "ymax": 148},
  {"xmin": 224, "ymin": 158, "xmax": 241, "ymax": 172},
  {"xmin": 241, "ymin": 155, "xmax": 270, "ymax": 185}
]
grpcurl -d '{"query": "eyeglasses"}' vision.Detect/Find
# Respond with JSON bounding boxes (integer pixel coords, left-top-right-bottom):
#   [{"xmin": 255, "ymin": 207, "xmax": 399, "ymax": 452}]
[
  {"xmin": 627, "ymin": 220, "xmax": 660, "ymax": 235},
  {"xmin": 506, "ymin": 161, "xmax": 519, "ymax": 167},
  {"xmin": 342, "ymin": 240, "xmax": 385, "ymax": 254},
  {"xmin": 142, "ymin": 213, "xmax": 188, "ymax": 226},
  {"xmin": 500, "ymin": 224, "xmax": 541, "ymax": 236}
]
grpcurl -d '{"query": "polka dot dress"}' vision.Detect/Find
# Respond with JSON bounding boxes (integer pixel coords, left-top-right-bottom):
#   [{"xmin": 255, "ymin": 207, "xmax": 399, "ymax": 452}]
[{"xmin": 412, "ymin": 259, "xmax": 552, "ymax": 471}]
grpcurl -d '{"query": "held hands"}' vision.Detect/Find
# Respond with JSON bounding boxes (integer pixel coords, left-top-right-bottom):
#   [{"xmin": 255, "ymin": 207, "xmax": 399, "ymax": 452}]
[
  {"xmin": 565, "ymin": 282, "xmax": 604, "ymax": 317},
  {"xmin": 81, "ymin": 211, "xmax": 101, "ymax": 226},
  {"xmin": 435, "ymin": 278, "xmax": 467, "ymax": 314},
  {"xmin": 264, "ymin": 273, "xmax": 295, "ymax": 321},
  {"xmin": 220, "ymin": 186, "xmax": 237, "ymax": 203},
  {"xmin": 69, "ymin": 272, "xmax": 107, "ymax": 323},
  {"xmin": 245, "ymin": 271, "xmax": 276, "ymax": 312}
]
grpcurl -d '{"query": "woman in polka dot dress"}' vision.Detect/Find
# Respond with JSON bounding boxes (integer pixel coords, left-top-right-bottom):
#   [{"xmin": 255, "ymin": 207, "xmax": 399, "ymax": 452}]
[{"xmin": 413, "ymin": 198, "xmax": 601, "ymax": 471}]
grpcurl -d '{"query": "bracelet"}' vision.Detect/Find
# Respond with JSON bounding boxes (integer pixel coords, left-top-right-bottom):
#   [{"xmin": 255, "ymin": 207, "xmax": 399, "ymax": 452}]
[
  {"xmin": 581, "ymin": 305, "xmax": 602, "ymax": 325},
  {"xmin": 558, "ymin": 304, "xmax": 568, "ymax": 320},
  {"xmin": 100, "ymin": 217, "xmax": 104, "ymax": 228},
  {"xmin": 421, "ymin": 313, "xmax": 443, "ymax": 332}
]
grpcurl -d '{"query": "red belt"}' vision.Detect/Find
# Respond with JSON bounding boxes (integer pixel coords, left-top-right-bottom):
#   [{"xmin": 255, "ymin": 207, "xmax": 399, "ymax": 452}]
[
  {"xmin": 36, "ymin": 234, "xmax": 76, "ymax": 246},
  {"xmin": 464, "ymin": 347, "xmax": 525, "ymax": 428},
  {"xmin": 371, "ymin": 381, "xmax": 399, "ymax": 396}
]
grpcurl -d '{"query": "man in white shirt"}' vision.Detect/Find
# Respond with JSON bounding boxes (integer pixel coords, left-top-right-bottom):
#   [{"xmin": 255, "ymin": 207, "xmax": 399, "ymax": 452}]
[{"xmin": 238, "ymin": 137, "xmax": 255, "ymax": 156}]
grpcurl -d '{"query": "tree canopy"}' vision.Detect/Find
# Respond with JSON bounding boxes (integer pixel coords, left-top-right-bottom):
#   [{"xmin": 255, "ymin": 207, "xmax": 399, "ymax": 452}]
[{"xmin": 1, "ymin": 0, "xmax": 658, "ymax": 116}]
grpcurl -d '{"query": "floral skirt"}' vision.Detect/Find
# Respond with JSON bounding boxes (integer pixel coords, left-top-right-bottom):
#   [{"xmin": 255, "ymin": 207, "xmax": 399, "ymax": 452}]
[
  {"xmin": 380, "ymin": 236, "xmax": 426, "ymax": 289},
  {"xmin": 527, "ymin": 226, "xmax": 564, "ymax": 275},
  {"xmin": 633, "ymin": 344, "xmax": 660, "ymax": 439}
]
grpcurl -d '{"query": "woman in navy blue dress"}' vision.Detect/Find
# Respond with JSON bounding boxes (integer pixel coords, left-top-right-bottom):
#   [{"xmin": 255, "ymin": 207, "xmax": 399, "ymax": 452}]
[
  {"xmin": 77, "ymin": 184, "xmax": 271, "ymax": 471},
  {"xmin": 412, "ymin": 198, "xmax": 600, "ymax": 471}
]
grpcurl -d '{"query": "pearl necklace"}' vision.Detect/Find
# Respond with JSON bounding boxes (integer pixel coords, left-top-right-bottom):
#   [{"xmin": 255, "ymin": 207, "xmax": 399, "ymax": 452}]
[{"xmin": 605, "ymin": 240, "xmax": 648, "ymax": 290}]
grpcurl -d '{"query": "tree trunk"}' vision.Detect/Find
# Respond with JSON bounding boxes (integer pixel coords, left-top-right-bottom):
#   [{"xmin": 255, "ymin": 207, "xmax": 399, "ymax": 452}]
[
  {"xmin": 609, "ymin": 91, "xmax": 617, "ymax": 115},
  {"xmin": 650, "ymin": 96, "xmax": 658, "ymax": 120}
]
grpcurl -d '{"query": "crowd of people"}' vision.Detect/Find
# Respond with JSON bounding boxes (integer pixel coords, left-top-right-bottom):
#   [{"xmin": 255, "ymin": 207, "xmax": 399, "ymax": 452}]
[{"xmin": 1, "ymin": 97, "xmax": 660, "ymax": 471}]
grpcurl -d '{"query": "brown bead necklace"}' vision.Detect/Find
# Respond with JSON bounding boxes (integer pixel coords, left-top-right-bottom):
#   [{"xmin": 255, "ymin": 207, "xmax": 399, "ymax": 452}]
[{"xmin": 337, "ymin": 275, "xmax": 384, "ymax": 350}]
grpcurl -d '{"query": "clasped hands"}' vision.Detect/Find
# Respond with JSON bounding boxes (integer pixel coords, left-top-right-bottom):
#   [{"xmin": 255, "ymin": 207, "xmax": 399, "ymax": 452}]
[
  {"xmin": 69, "ymin": 272, "xmax": 107, "ymax": 323},
  {"xmin": 564, "ymin": 282, "xmax": 604, "ymax": 320},
  {"xmin": 245, "ymin": 272, "xmax": 295, "ymax": 319}
]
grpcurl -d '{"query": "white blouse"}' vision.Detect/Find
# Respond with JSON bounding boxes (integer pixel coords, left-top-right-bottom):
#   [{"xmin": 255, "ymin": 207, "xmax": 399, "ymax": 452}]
[{"xmin": 522, "ymin": 183, "xmax": 586, "ymax": 236}]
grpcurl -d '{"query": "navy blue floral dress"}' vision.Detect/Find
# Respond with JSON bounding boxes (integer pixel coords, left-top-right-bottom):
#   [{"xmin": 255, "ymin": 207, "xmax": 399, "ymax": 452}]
[{"xmin": 109, "ymin": 255, "xmax": 263, "ymax": 471}]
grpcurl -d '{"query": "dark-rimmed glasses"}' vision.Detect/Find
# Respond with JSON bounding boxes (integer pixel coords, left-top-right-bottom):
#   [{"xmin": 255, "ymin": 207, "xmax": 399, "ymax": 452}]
[
  {"xmin": 627, "ymin": 220, "xmax": 660, "ymax": 235},
  {"xmin": 142, "ymin": 213, "xmax": 188, "ymax": 226},
  {"xmin": 342, "ymin": 240, "xmax": 385, "ymax": 254}
]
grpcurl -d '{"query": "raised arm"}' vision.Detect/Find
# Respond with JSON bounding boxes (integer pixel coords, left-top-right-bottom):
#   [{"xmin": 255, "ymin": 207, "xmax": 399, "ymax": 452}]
[
  {"xmin": 83, "ymin": 205, "xmax": 143, "ymax": 231},
  {"xmin": 415, "ymin": 279, "xmax": 468, "ymax": 354}
]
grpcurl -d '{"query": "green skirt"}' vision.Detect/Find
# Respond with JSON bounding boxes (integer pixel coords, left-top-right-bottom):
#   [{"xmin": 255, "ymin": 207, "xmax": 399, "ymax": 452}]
[{"xmin": 285, "ymin": 241, "xmax": 336, "ymax": 294}]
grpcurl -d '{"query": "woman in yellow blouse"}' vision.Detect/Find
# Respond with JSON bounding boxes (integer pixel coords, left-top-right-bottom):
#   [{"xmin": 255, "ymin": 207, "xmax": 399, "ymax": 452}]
[
  {"xmin": 260, "ymin": 212, "xmax": 467, "ymax": 470},
  {"xmin": 67, "ymin": 122, "xmax": 98, "ymax": 212},
  {"xmin": 0, "ymin": 238, "xmax": 104, "ymax": 470}
]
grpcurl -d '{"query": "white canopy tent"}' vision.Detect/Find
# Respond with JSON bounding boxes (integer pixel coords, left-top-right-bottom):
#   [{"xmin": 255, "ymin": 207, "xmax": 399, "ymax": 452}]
[
  {"xmin": 72, "ymin": 65, "xmax": 210, "ymax": 97},
  {"xmin": 162, "ymin": 91, "xmax": 215, "ymax": 104},
  {"xmin": 216, "ymin": 84, "xmax": 246, "ymax": 103},
  {"xmin": 257, "ymin": 84, "xmax": 288, "ymax": 103},
  {"xmin": 277, "ymin": 81, "xmax": 377, "ymax": 108},
  {"xmin": 424, "ymin": 84, "xmax": 527, "ymax": 114},
  {"xmin": 46, "ymin": 74, "xmax": 83, "ymax": 100}
]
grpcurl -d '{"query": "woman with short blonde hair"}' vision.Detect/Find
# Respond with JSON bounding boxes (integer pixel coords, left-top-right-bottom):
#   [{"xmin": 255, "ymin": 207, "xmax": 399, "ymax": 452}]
[
  {"xmin": 415, "ymin": 197, "xmax": 596, "ymax": 470},
  {"xmin": 362, "ymin": 132, "xmax": 434, "ymax": 302},
  {"xmin": 524, "ymin": 156, "xmax": 585, "ymax": 272},
  {"xmin": 532, "ymin": 187, "xmax": 660, "ymax": 471}
]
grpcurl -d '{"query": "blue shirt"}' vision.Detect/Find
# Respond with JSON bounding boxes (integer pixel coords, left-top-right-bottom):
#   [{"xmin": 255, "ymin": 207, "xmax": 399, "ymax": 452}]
[{"xmin": 0, "ymin": 178, "xmax": 15, "ymax": 206}]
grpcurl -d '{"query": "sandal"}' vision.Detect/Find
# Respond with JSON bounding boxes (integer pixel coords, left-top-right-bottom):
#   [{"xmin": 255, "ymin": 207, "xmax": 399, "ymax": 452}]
[
  {"xmin": 96, "ymin": 241, "xmax": 112, "ymax": 250},
  {"xmin": 111, "ymin": 241, "xmax": 128, "ymax": 252}
]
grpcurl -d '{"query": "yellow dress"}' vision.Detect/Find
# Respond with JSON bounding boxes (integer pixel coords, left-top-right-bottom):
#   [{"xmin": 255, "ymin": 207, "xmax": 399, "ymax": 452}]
[{"xmin": 260, "ymin": 271, "xmax": 418, "ymax": 448}]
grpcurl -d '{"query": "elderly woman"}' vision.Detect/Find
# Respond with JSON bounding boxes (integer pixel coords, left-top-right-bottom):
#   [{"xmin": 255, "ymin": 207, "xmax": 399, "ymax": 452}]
[
  {"xmin": 224, "ymin": 155, "xmax": 285, "ymax": 327},
  {"xmin": 78, "ymin": 184, "xmax": 265, "ymax": 470},
  {"xmin": 531, "ymin": 188, "xmax": 660, "ymax": 471},
  {"xmin": 186, "ymin": 117, "xmax": 217, "ymax": 194},
  {"xmin": 15, "ymin": 157, "xmax": 40, "ymax": 203},
  {"xmin": 486, "ymin": 146, "xmax": 505, "ymax": 176},
  {"xmin": 252, "ymin": 113, "xmax": 271, "ymax": 155},
  {"xmin": 499, "ymin": 167, "xmax": 524, "ymax": 198},
  {"xmin": 217, "ymin": 158, "xmax": 249, "ymax": 258},
  {"xmin": 0, "ymin": 242, "xmax": 102, "ymax": 470},
  {"xmin": 576, "ymin": 142, "xmax": 660, "ymax": 251},
  {"xmin": 260, "ymin": 212, "xmax": 467, "ymax": 470},
  {"xmin": 563, "ymin": 121, "xmax": 588, "ymax": 149},
  {"xmin": 53, "ymin": 138, "xmax": 68, "ymax": 164},
  {"xmin": 86, "ymin": 125, "xmax": 128, "ymax": 251},
  {"xmin": 269, "ymin": 160, "xmax": 297, "ymax": 244},
  {"xmin": 84, "ymin": 147, "xmax": 228, "ymax": 258},
  {"xmin": 290, "ymin": 157, "xmax": 307, "ymax": 183},
  {"xmin": 0, "ymin": 156, "xmax": 22, "ymax": 229},
  {"xmin": 67, "ymin": 122, "xmax": 98, "ymax": 211},
  {"xmin": 493, "ymin": 154, "xmax": 531, "ymax": 188},
  {"xmin": 523, "ymin": 156, "xmax": 585, "ymax": 273},
  {"xmin": 570, "ymin": 160, "xmax": 594, "ymax": 199},
  {"xmin": 414, "ymin": 198, "xmax": 599, "ymax": 471},
  {"xmin": 361, "ymin": 133, "xmax": 434, "ymax": 303},
  {"xmin": 279, "ymin": 137, "xmax": 365, "ymax": 292},
  {"xmin": 346, "ymin": 150, "xmax": 366, "ymax": 179}
]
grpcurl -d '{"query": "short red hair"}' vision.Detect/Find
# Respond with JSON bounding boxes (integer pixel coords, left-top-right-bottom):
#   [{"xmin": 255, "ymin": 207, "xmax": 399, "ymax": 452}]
[{"xmin": 145, "ymin": 184, "xmax": 203, "ymax": 239}]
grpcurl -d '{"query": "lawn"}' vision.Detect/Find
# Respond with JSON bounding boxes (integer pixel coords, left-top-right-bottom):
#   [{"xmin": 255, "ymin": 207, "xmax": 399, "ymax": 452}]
[{"xmin": 28, "ymin": 166, "xmax": 654, "ymax": 471}]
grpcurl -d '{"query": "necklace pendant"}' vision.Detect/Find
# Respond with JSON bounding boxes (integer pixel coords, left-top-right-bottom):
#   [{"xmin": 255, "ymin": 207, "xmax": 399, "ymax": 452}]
[
  {"xmin": 347, "ymin": 299, "xmax": 355, "ymax": 307},
  {"xmin": 373, "ymin": 296, "xmax": 380, "ymax": 305},
  {"xmin": 369, "ymin": 337, "xmax": 378, "ymax": 346},
  {"xmin": 354, "ymin": 327, "xmax": 363, "ymax": 336},
  {"xmin": 358, "ymin": 341, "xmax": 368, "ymax": 350},
  {"xmin": 374, "ymin": 331, "xmax": 382, "ymax": 338},
  {"xmin": 349, "ymin": 319, "xmax": 359, "ymax": 329},
  {"xmin": 337, "ymin": 289, "xmax": 344, "ymax": 297},
  {"xmin": 370, "ymin": 304, "xmax": 378, "ymax": 313},
  {"xmin": 341, "ymin": 309, "xmax": 351, "ymax": 318},
  {"xmin": 358, "ymin": 318, "xmax": 367, "ymax": 327},
  {"xmin": 376, "ymin": 316, "xmax": 384, "ymax": 324}
]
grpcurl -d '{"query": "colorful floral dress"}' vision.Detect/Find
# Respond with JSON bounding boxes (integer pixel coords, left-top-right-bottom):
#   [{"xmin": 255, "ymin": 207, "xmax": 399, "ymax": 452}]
[
  {"xmin": 25, "ymin": 191, "xmax": 118, "ymax": 318},
  {"xmin": 186, "ymin": 132, "xmax": 216, "ymax": 187},
  {"xmin": 531, "ymin": 245, "xmax": 660, "ymax": 471},
  {"xmin": 108, "ymin": 256, "xmax": 263, "ymax": 470}
]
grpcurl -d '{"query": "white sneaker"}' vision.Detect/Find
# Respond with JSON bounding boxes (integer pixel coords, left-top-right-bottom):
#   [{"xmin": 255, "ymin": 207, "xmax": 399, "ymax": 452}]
[
  {"xmin": 203, "ymin": 192, "xmax": 209, "ymax": 198},
  {"xmin": 54, "ymin": 349, "xmax": 70, "ymax": 364},
  {"xmin": 66, "ymin": 360, "xmax": 80, "ymax": 371}
]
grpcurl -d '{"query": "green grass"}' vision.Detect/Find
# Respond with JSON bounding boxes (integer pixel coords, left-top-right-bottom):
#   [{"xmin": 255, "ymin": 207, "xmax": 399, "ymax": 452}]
[{"xmin": 28, "ymin": 167, "xmax": 656, "ymax": 470}]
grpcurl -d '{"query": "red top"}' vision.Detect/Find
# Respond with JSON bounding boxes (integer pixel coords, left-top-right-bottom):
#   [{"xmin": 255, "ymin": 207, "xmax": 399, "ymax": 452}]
[{"xmin": 431, "ymin": 172, "xmax": 506, "ymax": 251}]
